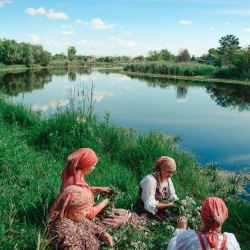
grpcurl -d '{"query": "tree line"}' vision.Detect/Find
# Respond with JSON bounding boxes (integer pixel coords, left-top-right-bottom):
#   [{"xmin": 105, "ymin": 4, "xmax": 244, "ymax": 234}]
[
  {"xmin": 0, "ymin": 39, "xmax": 53, "ymax": 67},
  {"xmin": 1, "ymin": 34, "xmax": 250, "ymax": 77}
]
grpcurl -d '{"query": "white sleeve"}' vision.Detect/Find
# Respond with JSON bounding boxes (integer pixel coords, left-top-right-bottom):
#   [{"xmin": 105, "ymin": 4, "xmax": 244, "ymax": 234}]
[
  {"xmin": 140, "ymin": 175, "xmax": 159, "ymax": 215},
  {"xmin": 168, "ymin": 229, "xmax": 187, "ymax": 250},
  {"xmin": 224, "ymin": 233, "xmax": 241, "ymax": 250},
  {"xmin": 166, "ymin": 178, "xmax": 179, "ymax": 200},
  {"xmin": 168, "ymin": 229, "xmax": 202, "ymax": 250}
]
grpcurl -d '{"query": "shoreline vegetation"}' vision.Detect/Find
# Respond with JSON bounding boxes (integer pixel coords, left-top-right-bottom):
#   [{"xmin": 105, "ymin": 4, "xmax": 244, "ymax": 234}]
[
  {"xmin": 1, "ymin": 61, "xmax": 250, "ymax": 86},
  {"xmin": 99, "ymin": 66, "xmax": 250, "ymax": 86},
  {"xmin": 0, "ymin": 86, "xmax": 250, "ymax": 249}
]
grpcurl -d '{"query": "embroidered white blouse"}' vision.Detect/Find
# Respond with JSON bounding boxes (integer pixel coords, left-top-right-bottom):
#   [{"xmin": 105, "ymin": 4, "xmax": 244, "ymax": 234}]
[
  {"xmin": 168, "ymin": 229, "xmax": 241, "ymax": 250},
  {"xmin": 140, "ymin": 173, "xmax": 178, "ymax": 215}
]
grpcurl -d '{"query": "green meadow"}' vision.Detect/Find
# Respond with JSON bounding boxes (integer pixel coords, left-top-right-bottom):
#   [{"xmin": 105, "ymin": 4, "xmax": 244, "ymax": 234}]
[{"xmin": 0, "ymin": 91, "xmax": 250, "ymax": 249}]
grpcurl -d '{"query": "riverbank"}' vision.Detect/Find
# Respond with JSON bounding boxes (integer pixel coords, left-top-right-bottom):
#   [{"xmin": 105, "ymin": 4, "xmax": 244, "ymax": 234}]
[
  {"xmin": 99, "ymin": 68, "xmax": 250, "ymax": 86},
  {"xmin": 0, "ymin": 95, "xmax": 250, "ymax": 249},
  {"xmin": 1, "ymin": 62, "xmax": 250, "ymax": 86}
]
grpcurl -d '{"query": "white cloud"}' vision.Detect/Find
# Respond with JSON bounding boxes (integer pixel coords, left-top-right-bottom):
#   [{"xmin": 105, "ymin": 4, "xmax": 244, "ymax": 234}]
[
  {"xmin": 120, "ymin": 31, "xmax": 132, "ymax": 35},
  {"xmin": 31, "ymin": 103, "xmax": 49, "ymax": 112},
  {"xmin": 91, "ymin": 41, "xmax": 103, "ymax": 47},
  {"xmin": 180, "ymin": 20, "xmax": 192, "ymax": 25},
  {"xmin": 75, "ymin": 19, "xmax": 88, "ymax": 25},
  {"xmin": 62, "ymin": 30, "xmax": 75, "ymax": 35},
  {"xmin": 49, "ymin": 99, "xmax": 70, "ymax": 108},
  {"xmin": 61, "ymin": 25, "xmax": 73, "ymax": 28},
  {"xmin": 44, "ymin": 38, "xmax": 62, "ymax": 47},
  {"xmin": 78, "ymin": 40, "xmax": 90, "ymax": 46},
  {"xmin": 209, "ymin": 27, "xmax": 215, "ymax": 30},
  {"xmin": 0, "ymin": 0, "xmax": 11, "ymax": 8},
  {"xmin": 28, "ymin": 34, "xmax": 40, "ymax": 43},
  {"xmin": 25, "ymin": 7, "xmax": 46, "ymax": 16},
  {"xmin": 244, "ymin": 28, "xmax": 250, "ymax": 32},
  {"xmin": 46, "ymin": 9, "xmax": 69, "ymax": 20},
  {"xmin": 224, "ymin": 21, "xmax": 230, "ymax": 24},
  {"xmin": 84, "ymin": 18, "xmax": 116, "ymax": 30},
  {"xmin": 93, "ymin": 91, "xmax": 116, "ymax": 102},
  {"xmin": 114, "ymin": 38, "xmax": 156, "ymax": 51},
  {"xmin": 220, "ymin": 153, "xmax": 250, "ymax": 164},
  {"xmin": 109, "ymin": 36, "xmax": 116, "ymax": 40},
  {"xmin": 77, "ymin": 40, "xmax": 103, "ymax": 47}
]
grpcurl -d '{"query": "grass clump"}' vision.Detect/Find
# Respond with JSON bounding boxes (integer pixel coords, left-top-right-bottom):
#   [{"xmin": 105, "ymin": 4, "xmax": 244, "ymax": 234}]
[{"xmin": 0, "ymin": 93, "xmax": 249, "ymax": 249}]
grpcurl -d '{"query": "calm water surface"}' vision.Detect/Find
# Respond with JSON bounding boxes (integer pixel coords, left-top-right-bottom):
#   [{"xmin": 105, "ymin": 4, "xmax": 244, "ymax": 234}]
[{"xmin": 2, "ymin": 67, "xmax": 250, "ymax": 173}]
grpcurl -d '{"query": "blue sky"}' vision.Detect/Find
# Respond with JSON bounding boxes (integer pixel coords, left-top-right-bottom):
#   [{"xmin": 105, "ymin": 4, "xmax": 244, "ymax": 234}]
[{"xmin": 0, "ymin": 0, "xmax": 250, "ymax": 57}]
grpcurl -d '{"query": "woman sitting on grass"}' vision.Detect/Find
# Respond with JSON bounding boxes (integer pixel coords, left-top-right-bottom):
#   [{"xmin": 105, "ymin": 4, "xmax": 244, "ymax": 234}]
[
  {"xmin": 135, "ymin": 156, "xmax": 179, "ymax": 220},
  {"xmin": 46, "ymin": 185, "xmax": 114, "ymax": 250},
  {"xmin": 59, "ymin": 147, "xmax": 130, "ymax": 229},
  {"xmin": 168, "ymin": 197, "xmax": 241, "ymax": 250}
]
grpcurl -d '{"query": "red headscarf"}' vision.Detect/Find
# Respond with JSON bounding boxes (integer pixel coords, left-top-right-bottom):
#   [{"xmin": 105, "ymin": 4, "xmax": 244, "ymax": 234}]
[
  {"xmin": 47, "ymin": 185, "xmax": 94, "ymax": 224},
  {"xmin": 152, "ymin": 156, "xmax": 176, "ymax": 197},
  {"xmin": 201, "ymin": 197, "xmax": 228, "ymax": 248},
  {"xmin": 60, "ymin": 148, "xmax": 98, "ymax": 191}
]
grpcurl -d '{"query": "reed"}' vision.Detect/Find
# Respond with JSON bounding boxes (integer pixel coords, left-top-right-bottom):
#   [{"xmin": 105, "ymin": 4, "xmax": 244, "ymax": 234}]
[{"xmin": 123, "ymin": 62, "xmax": 216, "ymax": 77}]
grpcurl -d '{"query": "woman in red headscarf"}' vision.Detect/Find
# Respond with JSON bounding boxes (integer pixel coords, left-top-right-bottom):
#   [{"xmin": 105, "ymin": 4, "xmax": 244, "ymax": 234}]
[
  {"xmin": 46, "ymin": 185, "xmax": 114, "ymax": 250},
  {"xmin": 60, "ymin": 148, "xmax": 130, "ymax": 228},
  {"xmin": 168, "ymin": 197, "xmax": 241, "ymax": 250},
  {"xmin": 135, "ymin": 156, "xmax": 179, "ymax": 220}
]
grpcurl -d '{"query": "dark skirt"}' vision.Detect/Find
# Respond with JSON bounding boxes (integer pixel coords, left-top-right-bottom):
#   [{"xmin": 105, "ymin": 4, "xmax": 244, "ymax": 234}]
[{"xmin": 135, "ymin": 197, "xmax": 179, "ymax": 221}]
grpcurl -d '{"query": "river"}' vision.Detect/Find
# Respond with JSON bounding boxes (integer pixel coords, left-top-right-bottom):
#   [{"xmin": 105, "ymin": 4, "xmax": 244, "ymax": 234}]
[{"xmin": 1, "ymin": 67, "xmax": 250, "ymax": 175}]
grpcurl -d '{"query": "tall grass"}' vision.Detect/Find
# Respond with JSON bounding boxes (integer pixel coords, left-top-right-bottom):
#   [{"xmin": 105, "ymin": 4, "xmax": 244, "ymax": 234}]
[
  {"xmin": 123, "ymin": 61, "xmax": 216, "ymax": 77},
  {"xmin": 0, "ymin": 91, "xmax": 249, "ymax": 249}
]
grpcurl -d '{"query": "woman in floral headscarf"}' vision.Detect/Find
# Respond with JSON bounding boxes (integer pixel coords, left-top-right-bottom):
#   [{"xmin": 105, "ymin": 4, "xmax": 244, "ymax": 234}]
[
  {"xmin": 168, "ymin": 197, "xmax": 241, "ymax": 250},
  {"xmin": 135, "ymin": 156, "xmax": 179, "ymax": 220},
  {"xmin": 59, "ymin": 148, "xmax": 130, "ymax": 229},
  {"xmin": 46, "ymin": 185, "xmax": 114, "ymax": 250}
]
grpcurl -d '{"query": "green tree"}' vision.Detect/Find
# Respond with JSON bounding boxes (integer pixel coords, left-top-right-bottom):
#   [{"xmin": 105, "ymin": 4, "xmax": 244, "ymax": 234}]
[
  {"xmin": 232, "ymin": 46, "xmax": 250, "ymax": 75},
  {"xmin": 147, "ymin": 50, "xmax": 162, "ymax": 61},
  {"xmin": 40, "ymin": 51, "xmax": 52, "ymax": 66},
  {"xmin": 133, "ymin": 55, "xmax": 145, "ymax": 61},
  {"xmin": 178, "ymin": 48, "xmax": 190, "ymax": 62},
  {"xmin": 160, "ymin": 49, "xmax": 172, "ymax": 61},
  {"xmin": 217, "ymin": 34, "xmax": 241, "ymax": 65},
  {"xmin": 67, "ymin": 46, "xmax": 77, "ymax": 61},
  {"xmin": 208, "ymin": 48, "xmax": 217, "ymax": 55}
]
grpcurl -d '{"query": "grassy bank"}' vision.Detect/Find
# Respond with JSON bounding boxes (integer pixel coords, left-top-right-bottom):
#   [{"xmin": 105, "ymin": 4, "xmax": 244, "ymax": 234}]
[
  {"xmin": 0, "ymin": 95, "xmax": 250, "ymax": 249},
  {"xmin": 100, "ymin": 68, "xmax": 250, "ymax": 86}
]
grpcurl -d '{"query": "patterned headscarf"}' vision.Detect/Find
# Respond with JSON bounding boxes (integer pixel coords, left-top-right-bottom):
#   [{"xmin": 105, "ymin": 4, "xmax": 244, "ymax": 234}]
[
  {"xmin": 47, "ymin": 185, "xmax": 94, "ymax": 224},
  {"xmin": 201, "ymin": 197, "xmax": 228, "ymax": 248},
  {"xmin": 60, "ymin": 148, "xmax": 98, "ymax": 190},
  {"xmin": 152, "ymin": 156, "xmax": 176, "ymax": 198}
]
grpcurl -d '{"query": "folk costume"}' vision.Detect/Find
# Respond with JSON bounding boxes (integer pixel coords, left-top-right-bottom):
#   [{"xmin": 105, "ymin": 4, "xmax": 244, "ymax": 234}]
[
  {"xmin": 135, "ymin": 156, "xmax": 179, "ymax": 220},
  {"xmin": 60, "ymin": 148, "xmax": 130, "ymax": 229},
  {"xmin": 168, "ymin": 197, "xmax": 241, "ymax": 250},
  {"xmin": 46, "ymin": 185, "xmax": 107, "ymax": 250}
]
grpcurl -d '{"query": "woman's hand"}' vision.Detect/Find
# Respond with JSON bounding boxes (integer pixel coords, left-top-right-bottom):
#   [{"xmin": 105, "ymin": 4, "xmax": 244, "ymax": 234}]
[
  {"xmin": 90, "ymin": 187, "xmax": 110, "ymax": 193},
  {"xmin": 99, "ymin": 198, "xmax": 110, "ymax": 209},
  {"xmin": 177, "ymin": 216, "xmax": 188, "ymax": 229},
  {"xmin": 102, "ymin": 232, "xmax": 114, "ymax": 247},
  {"xmin": 98, "ymin": 187, "xmax": 111, "ymax": 193},
  {"xmin": 155, "ymin": 202, "xmax": 174, "ymax": 209}
]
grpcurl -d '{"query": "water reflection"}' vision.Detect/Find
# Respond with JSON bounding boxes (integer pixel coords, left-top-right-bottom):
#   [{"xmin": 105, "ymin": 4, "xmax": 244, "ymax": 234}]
[
  {"xmin": 0, "ymin": 68, "xmax": 93, "ymax": 96},
  {"xmin": 206, "ymin": 84, "xmax": 250, "ymax": 112},
  {"xmin": 1, "ymin": 68, "xmax": 250, "ymax": 113},
  {"xmin": 1, "ymin": 68, "xmax": 250, "ymax": 172}
]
